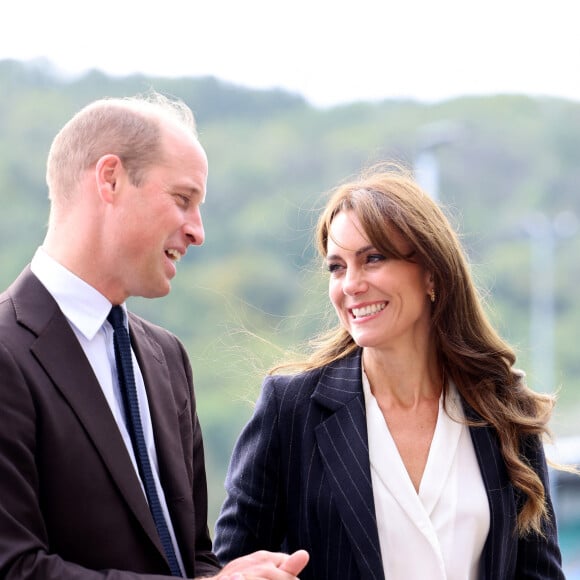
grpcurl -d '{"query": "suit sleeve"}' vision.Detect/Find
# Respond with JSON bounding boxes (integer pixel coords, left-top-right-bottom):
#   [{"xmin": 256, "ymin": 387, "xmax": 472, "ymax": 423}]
[
  {"xmin": 515, "ymin": 435, "xmax": 565, "ymax": 579},
  {"xmin": 213, "ymin": 376, "xmax": 287, "ymax": 563}
]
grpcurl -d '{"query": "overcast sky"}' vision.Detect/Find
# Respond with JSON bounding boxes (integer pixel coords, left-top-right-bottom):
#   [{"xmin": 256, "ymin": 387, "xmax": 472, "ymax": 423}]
[{"xmin": 1, "ymin": 0, "xmax": 579, "ymax": 108}]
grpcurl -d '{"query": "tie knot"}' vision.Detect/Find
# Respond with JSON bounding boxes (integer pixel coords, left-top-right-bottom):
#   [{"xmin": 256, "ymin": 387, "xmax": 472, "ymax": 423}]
[{"xmin": 107, "ymin": 305, "xmax": 125, "ymax": 330}]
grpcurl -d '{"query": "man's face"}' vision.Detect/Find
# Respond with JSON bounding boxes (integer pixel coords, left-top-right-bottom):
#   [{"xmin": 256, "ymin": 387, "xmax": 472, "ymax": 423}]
[{"xmin": 107, "ymin": 126, "xmax": 208, "ymax": 302}]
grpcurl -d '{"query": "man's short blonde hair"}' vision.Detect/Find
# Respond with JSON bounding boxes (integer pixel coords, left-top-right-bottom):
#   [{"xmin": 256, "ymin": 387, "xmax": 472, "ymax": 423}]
[{"xmin": 46, "ymin": 91, "xmax": 198, "ymax": 202}]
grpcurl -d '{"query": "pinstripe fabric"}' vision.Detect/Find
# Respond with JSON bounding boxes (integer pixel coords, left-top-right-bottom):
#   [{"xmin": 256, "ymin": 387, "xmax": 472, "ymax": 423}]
[{"xmin": 214, "ymin": 349, "xmax": 564, "ymax": 580}]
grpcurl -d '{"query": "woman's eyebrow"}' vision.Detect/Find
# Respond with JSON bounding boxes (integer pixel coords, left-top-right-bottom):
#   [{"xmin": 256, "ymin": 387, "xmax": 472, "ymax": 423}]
[
  {"xmin": 356, "ymin": 245, "xmax": 376, "ymax": 256},
  {"xmin": 326, "ymin": 245, "xmax": 375, "ymax": 261}
]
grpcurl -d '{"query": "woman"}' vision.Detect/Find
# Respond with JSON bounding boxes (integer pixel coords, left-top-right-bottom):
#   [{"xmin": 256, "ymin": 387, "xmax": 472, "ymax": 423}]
[{"xmin": 214, "ymin": 165, "xmax": 564, "ymax": 579}]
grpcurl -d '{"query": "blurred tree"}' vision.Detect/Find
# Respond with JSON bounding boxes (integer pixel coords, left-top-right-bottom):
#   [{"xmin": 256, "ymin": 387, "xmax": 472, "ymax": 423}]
[{"xmin": 1, "ymin": 60, "xmax": 580, "ymax": 531}]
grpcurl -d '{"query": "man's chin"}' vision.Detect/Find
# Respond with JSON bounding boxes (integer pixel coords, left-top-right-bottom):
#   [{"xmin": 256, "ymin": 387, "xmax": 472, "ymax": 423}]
[{"xmin": 137, "ymin": 282, "xmax": 172, "ymax": 300}]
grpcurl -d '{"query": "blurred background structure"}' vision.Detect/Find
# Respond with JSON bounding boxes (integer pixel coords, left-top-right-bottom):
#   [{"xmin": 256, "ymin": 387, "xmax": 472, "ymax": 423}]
[{"xmin": 523, "ymin": 211, "xmax": 578, "ymax": 393}]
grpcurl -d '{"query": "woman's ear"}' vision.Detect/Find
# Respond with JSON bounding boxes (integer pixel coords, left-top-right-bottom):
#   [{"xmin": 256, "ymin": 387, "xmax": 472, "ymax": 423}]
[
  {"xmin": 425, "ymin": 270, "xmax": 434, "ymax": 290},
  {"xmin": 95, "ymin": 154, "xmax": 123, "ymax": 203},
  {"xmin": 425, "ymin": 270, "xmax": 436, "ymax": 301}
]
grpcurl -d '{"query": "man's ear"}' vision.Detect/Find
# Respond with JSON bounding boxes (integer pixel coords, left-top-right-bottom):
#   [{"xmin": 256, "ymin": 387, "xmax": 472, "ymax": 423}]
[{"xmin": 95, "ymin": 154, "xmax": 123, "ymax": 203}]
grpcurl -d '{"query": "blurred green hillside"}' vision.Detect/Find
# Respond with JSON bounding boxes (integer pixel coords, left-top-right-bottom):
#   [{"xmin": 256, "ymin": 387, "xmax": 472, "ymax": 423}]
[{"xmin": 2, "ymin": 59, "xmax": 579, "ymax": 528}]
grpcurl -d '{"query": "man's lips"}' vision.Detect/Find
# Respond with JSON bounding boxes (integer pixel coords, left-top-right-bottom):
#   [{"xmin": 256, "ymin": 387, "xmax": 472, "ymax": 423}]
[{"xmin": 165, "ymin": 248, "xmax": 183, "ymax": 263}]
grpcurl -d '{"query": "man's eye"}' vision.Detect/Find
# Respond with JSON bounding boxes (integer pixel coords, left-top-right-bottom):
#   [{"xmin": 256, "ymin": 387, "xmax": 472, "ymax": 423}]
[{"xmin": 175, "ymin": 194, "xmax": 190, "ymax": 207}]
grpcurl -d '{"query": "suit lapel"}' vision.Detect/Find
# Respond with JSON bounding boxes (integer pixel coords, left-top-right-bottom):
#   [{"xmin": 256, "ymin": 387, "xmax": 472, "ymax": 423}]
[
  {"xmin": 129, "ymin": 316, "xmax": 190, "ymax": 497},
  {"xmin": 12, "ymin": 270, "xmax": 167, "ymax": 559},
  {"xmin": 313, "ymin": 351, "xmax": 385, "ymax": 580},
  {"xmin": 467, "ymin": 406, "xmax": 515, "ymax": 580},
  {"xmin": 128, "ymin": 316, "xmax": 197, "ymax": 550}
]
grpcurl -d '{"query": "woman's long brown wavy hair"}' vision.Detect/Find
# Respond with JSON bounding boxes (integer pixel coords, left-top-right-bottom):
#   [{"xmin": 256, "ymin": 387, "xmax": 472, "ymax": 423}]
[{"xmin": 271, "ymin": 163, "xmax": 556, "ymax": 537}]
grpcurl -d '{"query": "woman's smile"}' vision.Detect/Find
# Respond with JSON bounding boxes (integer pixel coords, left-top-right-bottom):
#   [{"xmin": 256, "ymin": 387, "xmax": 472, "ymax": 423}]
[{"xmin": 350, "ymin": 301, "xmax": 388, "ymax": 319}]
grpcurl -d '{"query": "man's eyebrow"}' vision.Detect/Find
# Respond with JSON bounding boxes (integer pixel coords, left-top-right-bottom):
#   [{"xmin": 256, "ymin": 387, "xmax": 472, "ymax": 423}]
[{"xmin": 180, "ymin": 185, "xmax": 206, "ymax": 203}]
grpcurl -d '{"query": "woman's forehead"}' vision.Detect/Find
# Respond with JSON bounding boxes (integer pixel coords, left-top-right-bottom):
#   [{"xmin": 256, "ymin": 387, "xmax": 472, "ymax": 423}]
[{"xmin": 328, "ymin": 210, "xmax": 412, "ymax": 255}]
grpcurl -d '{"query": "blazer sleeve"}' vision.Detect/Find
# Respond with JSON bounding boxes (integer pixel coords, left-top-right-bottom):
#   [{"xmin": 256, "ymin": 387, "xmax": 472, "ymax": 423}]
[
  {"xmin": 213, "ymin": 375, "xmax": 287, "ymax": 563},
  {"xmin": 514, "ymin": 435, "xmax": 565, "ymax": 579}
]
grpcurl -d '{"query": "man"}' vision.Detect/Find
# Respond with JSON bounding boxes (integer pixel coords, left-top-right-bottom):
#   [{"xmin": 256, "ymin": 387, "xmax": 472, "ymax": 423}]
[{"xmin": 0, "ymin": 92, "xmax": 308, "ymax": 579}]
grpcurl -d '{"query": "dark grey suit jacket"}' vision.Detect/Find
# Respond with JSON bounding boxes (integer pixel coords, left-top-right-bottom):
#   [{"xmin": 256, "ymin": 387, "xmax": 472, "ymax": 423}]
[
  {"xmin": 214, "ymin": 349, "xmax": 564, "ymax": 579},
  {"xmin": 0, "ymin": 268, "xmax": 220, "ymax": 579}
]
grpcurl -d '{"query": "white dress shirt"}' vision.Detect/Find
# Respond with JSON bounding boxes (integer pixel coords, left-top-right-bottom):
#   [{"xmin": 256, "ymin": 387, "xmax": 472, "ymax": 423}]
[
  {"xmin": 363, "ymin": 368, "xmax": 490, "ymax": 580},
  {"xmin": 31, "ymin": 247, "xmax": 185, "ymax": 576}
]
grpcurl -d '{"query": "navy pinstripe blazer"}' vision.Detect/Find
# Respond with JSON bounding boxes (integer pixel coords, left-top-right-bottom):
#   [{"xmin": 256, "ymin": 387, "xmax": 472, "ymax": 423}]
[{"xmin": 214, "ymin": 349, "xmax": 564, "ymax": 579}]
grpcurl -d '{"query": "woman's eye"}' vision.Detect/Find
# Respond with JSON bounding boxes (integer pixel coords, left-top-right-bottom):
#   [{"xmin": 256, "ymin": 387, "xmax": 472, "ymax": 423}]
[
  {"xmin": 327, "ymin": 263, "xmax": 343, "ymax": 273},
  {"xmin": 367, "ymin": 253, "xmax": 386, "ymax": 264}
]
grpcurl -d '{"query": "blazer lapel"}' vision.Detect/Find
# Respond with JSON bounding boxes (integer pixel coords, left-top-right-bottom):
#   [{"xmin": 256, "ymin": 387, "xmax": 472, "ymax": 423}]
[
  {"xmin": 129, "ymin": 316, "xmax": 190, "ymax": 496},
  {"xmin": 313, "ymin": 351, "xmax": 385, "ymax": 580},
  {"xmin": 11, "ymin": 269, "xmax": 167, "ymax": 559},
  {"xmin": 128, "ymin": 315, "xmax": 197, "ymax": 569},
  {"xmin": 466, "ymin": 406, "xmax": 516, "ymax": 580}
]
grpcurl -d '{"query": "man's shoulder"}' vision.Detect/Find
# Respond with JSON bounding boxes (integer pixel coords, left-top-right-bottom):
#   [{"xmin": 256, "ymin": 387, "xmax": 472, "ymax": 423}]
[
  {"xmin": 127, "ymin": 311, "xmax": 175, "ymax": 338},
  {"xmin": 0, "ymin": 268, "xmax": 34, "ymax": 330},
  {"xmin": 0, "ymin": 288, "xmax": 13, "ymax": 315},
  {"xmin": 127, "ymin": 310, "xmax": 186, "ymax": 355},
  {"xmin": 0, "ymin": 268, "xmax": 60, "ymax": 334}
]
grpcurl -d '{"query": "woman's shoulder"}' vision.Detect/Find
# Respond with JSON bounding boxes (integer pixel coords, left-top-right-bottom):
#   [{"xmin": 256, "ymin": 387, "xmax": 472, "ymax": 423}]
[
  {"xmin": 263, "ymin": 350, "xmax": 363, "ymax": 403},
  {"xmin": 264, "ymin": 364, "xmax": 327, "ymax": 395}
]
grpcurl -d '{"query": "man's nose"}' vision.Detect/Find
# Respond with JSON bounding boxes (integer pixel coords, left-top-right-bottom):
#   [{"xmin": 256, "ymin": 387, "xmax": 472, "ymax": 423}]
[{"xmin": 185, "ymin": 207, "xmax": 205, "ymax": 246}]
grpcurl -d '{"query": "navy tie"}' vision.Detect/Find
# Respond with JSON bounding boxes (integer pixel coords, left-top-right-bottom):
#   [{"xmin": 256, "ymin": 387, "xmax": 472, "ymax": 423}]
[{"xmin": 107, "ymin": 306, "xmax": 182, "ymax": 577}]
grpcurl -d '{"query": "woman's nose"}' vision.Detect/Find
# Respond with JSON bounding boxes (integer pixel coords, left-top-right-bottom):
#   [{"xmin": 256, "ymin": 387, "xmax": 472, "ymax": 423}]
[{"xmin": 342, "ymin": 268, "xmax": 367, "ymax": 295}]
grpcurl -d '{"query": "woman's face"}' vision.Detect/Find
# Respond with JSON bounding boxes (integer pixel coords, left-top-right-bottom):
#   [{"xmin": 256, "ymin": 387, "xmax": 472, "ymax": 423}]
[{"xmin": 326, "ymin": 210, "xmax": 434, "ymax": 353}]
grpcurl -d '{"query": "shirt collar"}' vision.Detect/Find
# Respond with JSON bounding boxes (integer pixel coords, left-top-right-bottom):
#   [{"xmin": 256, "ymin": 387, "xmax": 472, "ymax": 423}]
[{"xmin": 30, "ymin": 247, "xmax": 120, "ymax": 340}]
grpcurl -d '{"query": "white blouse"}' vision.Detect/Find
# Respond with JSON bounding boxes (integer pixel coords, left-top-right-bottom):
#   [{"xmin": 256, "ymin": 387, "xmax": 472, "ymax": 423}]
[{"xmin": 362, "ymin": 372, "xmax": 490, "ymax": 580}]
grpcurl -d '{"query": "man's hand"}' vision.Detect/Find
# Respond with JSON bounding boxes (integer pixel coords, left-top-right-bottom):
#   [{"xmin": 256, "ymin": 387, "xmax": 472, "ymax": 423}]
[{"xmin": 205, "ymin": 549, "xmax": 309, "ymax": 580}]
